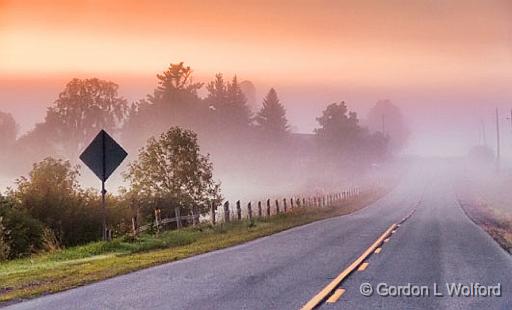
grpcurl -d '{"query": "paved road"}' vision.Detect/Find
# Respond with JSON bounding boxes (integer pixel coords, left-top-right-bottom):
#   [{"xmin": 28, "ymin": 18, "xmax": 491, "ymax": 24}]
[{"xmin": 6, "ymin": 165, "xmax": 512, "ymax": 309}]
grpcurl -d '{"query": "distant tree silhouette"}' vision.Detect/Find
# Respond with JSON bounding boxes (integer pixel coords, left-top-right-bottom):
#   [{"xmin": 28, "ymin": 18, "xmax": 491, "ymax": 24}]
[
  {"xmin": 0, "ymin": 111, "xmax": 18, "ymax": 149},
  {"xmin": 315, "ymin": 101, "xmax": 388, "ymax": 163},
  {"xmin": 254, "ymin": 88, "xmax": 289, "ymax": 138},
  {"xmin": 44, "ymin": 78, "xmax": 128, "ymax": 158},
  {"xmin": 239, "ymin": 80, "xmax": 257, "ymax": 112},
  {"xmin": 315, "ymin": 102, "xmax": 361, "ymax": 149},
  {"xmin": 205, "ymin": 74, "xmax": 252, "ymax": 134},
  {"xmin": 122, "ymin": 63, "xmax": 205, "ymax": 152},
  {"xmin": 365, "ymin": 99, "xmax": 409, "ymax": 151}
]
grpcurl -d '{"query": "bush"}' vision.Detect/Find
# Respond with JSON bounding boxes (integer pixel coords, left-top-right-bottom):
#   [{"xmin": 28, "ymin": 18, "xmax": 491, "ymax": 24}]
[
  {"xmin": 0, "ymin": 204, "xmax": 45, "ymax": 259},
  {"xmin": 10, "ymin": 158, "xmax": 104, "ymax": 247},
  {"xmin": 0, "ymin": 216, "xmax": 10, "ymax": 261}
]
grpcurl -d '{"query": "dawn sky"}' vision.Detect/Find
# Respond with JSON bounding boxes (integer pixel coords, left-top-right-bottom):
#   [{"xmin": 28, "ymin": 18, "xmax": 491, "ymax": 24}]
[{"xmin": 1, "ymin": 0, "xmax": 512, "ymax": 155}]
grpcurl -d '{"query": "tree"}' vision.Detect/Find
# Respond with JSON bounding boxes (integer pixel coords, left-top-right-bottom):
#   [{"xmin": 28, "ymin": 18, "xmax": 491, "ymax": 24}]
[
  {"xmin": 125, "ymin": 127, "xmax": 222, "ymax": 218},
  {"xmin": 254, "ymin": 88, "xmax": 289, "ymax": 138},
  {"xmin": 205, "ymin": 74, "xmax": 252, "ymax": 134},
  {"xmin": 314, "ymin": 101, "xmax": 389, "ymax": 165},
  {"xmin": 0, "ymin": 111, "xmax": 18, "ymax": 148},
  {"xmin": 365, "ymin": 99, "xmax": 409, "ymax": 151},
  {"xmin": 45, "ymin": 78, "xmax": 128, "ymax": 158},
  {"xmin": 315, "ymin": 101, "xmax": 362, "ymax": 150},
  {"xmin": 122, "ymin": 63, "xmax": 205, "ymax": 152}
]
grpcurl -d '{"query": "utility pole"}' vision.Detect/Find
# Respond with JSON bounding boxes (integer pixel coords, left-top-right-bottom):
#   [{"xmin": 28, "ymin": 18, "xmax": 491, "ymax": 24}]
[
  {"xmin": 510, "ymin": 109, "xmax": 512, "ymax": 132},
  {"xmin": 496, "ymin": 108, "xmax": 501, "ymax": 172},
  {"xmin": 381, "ymin": 113, "xmax": 386, "ymax": 135},
  {"xmin": 480, "ymin": 118, "xmax": 487, "ymax": 146}
]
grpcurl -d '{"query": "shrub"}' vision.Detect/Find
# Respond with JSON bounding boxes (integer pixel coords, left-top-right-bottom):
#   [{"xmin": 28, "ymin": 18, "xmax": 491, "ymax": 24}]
[{"xmin": 0, "ymin": 204, "xmax": 45, "ymax": 258}]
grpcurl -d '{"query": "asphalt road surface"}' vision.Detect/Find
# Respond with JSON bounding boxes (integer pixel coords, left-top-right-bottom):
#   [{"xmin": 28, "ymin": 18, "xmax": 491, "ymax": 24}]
[{"xmin": 6, "ymin": 165, "xmax": 512, "ymax": 309}]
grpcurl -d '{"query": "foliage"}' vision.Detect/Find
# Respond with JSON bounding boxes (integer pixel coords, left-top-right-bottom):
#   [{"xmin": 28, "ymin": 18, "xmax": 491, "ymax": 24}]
[
  {"xmin": 122, "ymin": 63, "xmax": 206, "ymax": 152},
  {"xmin": 205, "ymin": 74, "xmax": 252, "ymax": 133},
  {"xmin": 315, "ymin": 102, "xmax": 362, "ymax": 149},
  {"xmin": 44, "ymin": 78, "xmax": 128, "ymax": 158},
  {"xmin": 365, "ymin": 99, "xmax": 409, "ymax": 151},
  {"xmin": 125, "ymin": 127, "xmax": 222, "ymax": 217},
  {"xmin": 0, "ymin": 201, "xmax": 45, "ymax": 259},
  {"xmin": 0, "ymin": 111, "xmax": 18, "ymax": 148},
  {"xmin": 0, "ymin": 216, "xmax": 10, "ymax": 261},
  {"xmin": 254, "ymin": 88, "xmax": 289, "ymax": 138},
  {"xmin": 11, "ymin": 158, "xmax": 103, "ymax": 247},
  {"xmin": 314, "ymin": 101, "xmax": 389, "ymax": 164}
]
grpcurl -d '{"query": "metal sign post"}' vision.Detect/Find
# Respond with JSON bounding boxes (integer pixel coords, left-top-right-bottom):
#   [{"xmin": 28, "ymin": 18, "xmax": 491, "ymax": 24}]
[{"xmin": 80, "ymin": 130, "xmax": 128, "ymax": 241}]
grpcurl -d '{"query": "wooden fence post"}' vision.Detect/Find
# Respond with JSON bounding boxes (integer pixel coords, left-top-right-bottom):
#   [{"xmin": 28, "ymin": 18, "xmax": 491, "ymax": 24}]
[
  {"xmin": 296, "ymin": 198, "xmax": 301, "ymax": 208},
  {"xmin": 236, "ymin": 200, "xmax": 242, "ymax": 220},
  {"xmin": 192, "ymin": 206, "xmax": 198, "ymax": 226},
  {"xmin": 290, "ymin": 198, "xmax": 294, "ymax": 209},
  {"xmin": 224, "ymin": 201, "xmax": 230, "ymax": 223},
  {"xmin": 211, "ymin": 202, "xmax": 216, "ymax": 225},
  {"xmin": 258, "ymin": 201, "xmax": 262, "ymax": 217},
  {"xmin": 175, "ymin": 207, "xmax": 182, "ymax": 229},
  {"xmin": 131, "ymin": 216, "xmax": 138, "ymax": 236},
  {"xmin": 247, "ymin": 202, "xmax": 253, "ymax": 224},
  {"xmin": 266, "ymin": 199, "xmax": 271, "ymax": 217},
  {"xmin": 154, "ymin": 208, "xmax": 161, "ymax": 235},
  {"xmin": 302, "ymin": 198, "xmax": 306, "ymax": 207},
  {"xmin": 283, "ymin": 198, "xmax": 287, "ymax": 212},
  {"xmin": 275, "ymin": 199, "xmax": 280, "ymax": 214}
]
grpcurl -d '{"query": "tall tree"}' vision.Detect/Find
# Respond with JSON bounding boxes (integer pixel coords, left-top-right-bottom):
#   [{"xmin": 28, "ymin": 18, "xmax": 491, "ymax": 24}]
[
  {"xmin": 254, "ymin": 88, "xmax": 289, "ymax": 137},
  {"xmin": 122, "ymin": 63, "xmax": 205, "ymax": 152},
  {"xmin": 149, "ymin": 62, "xmax": 203, "ymax": 116},
  {"xmin": 125, "ymin": 127, "xmax": 222, "ymax": 216},
  {"xmin": 45, "ymin": 78, "xmax": 128, "ymax": 158},
  {"xmin": 205, "ymin": 74, "xmax": 252, "ymax": 134}
]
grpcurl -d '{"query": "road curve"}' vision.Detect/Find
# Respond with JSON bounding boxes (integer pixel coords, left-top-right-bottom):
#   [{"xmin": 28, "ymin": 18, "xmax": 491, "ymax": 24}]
[{"xmin": 5, "ymin": 164, "xmax": 512, "ymax": 309}]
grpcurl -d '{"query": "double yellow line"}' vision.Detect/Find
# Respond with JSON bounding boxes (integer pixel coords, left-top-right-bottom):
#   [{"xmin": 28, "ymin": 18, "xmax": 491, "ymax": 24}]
[{"xmin": 300, "ymin": 223, "xmax": 397, "ymax": 310}]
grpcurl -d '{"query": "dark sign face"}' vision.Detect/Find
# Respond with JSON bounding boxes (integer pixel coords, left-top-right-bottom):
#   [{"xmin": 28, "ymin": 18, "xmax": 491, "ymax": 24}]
[{"xmin": 80, "ymin": 130, "xmax": 128, "ymax": 182}]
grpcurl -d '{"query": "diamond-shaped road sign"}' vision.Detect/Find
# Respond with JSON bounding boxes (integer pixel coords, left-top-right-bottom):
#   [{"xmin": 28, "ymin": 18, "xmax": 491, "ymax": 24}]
[{"xmin": 80, "ymin": 130, "xmax": 128, "ymax": 182}]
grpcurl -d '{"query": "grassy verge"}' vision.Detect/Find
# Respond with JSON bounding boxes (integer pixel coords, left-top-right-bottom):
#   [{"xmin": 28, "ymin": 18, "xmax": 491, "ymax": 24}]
[
  {"xmin": 458, "ymin": 199, "xmax": 512, "ymax": 253},
  {"xmin": 456, "ymin": 171, "xmax": 512, "ymax": 254},
  {"xmin": 0, "ymin": 188, "xmax": 387, "ymax": 305}
]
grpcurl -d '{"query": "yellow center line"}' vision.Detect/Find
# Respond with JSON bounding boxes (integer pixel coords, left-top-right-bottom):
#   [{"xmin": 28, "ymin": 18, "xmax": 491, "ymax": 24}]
[
  {"xmin": 326, "ymin": 289, "xmax": 346, "ymax": 303},
  {"xmin": 300, "ymin": 223, "xmax": 397, "ymax": 310},
  {"xmin": 357, "ymin": 262, "xmax": 369, "ymax": 271},
  {"xmin": 374, "ymin": 247, "xmax": 382, "ymax": 254}
]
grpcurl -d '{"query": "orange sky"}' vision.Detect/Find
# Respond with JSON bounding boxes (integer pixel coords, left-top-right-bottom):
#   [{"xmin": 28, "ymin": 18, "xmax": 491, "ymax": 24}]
[
  {"xmin": 1, "ymin": 0, "xmax": 512, "ymax": 155},
  {"xmin": 1, "ymin": 0, "xmax": 511, "ymax": 88}
]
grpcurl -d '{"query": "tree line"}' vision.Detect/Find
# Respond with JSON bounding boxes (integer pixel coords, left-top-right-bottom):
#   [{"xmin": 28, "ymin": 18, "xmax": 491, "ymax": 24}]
[{"xmin": 0, "ymin": 62, "xmax": 408, "ymax": 260}]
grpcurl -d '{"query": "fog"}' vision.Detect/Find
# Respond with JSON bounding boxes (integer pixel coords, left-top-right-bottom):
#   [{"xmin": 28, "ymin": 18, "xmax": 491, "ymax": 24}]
[{"xmin": 1, "ymin": 0, "xmax": 512, "ymax": 203}]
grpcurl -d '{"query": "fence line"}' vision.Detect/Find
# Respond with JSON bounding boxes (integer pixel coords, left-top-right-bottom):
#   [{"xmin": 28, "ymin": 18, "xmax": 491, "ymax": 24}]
[{"xmin": 133, "ymin": 187, "xmax": 361, "ymax": 235}]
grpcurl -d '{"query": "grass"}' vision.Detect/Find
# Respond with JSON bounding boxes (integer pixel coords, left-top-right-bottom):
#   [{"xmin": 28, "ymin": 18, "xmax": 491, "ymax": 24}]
[
  {"xmin": 0, "ymin": 189, "xmax": 387, "ymax": 305},
  {"xmin": 458, "ymin": 200, "xmax": 512, "ymax": 253},
  {"xmin": 456, "ymin": 170, "xmax": 512, "ymax": 254}
]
